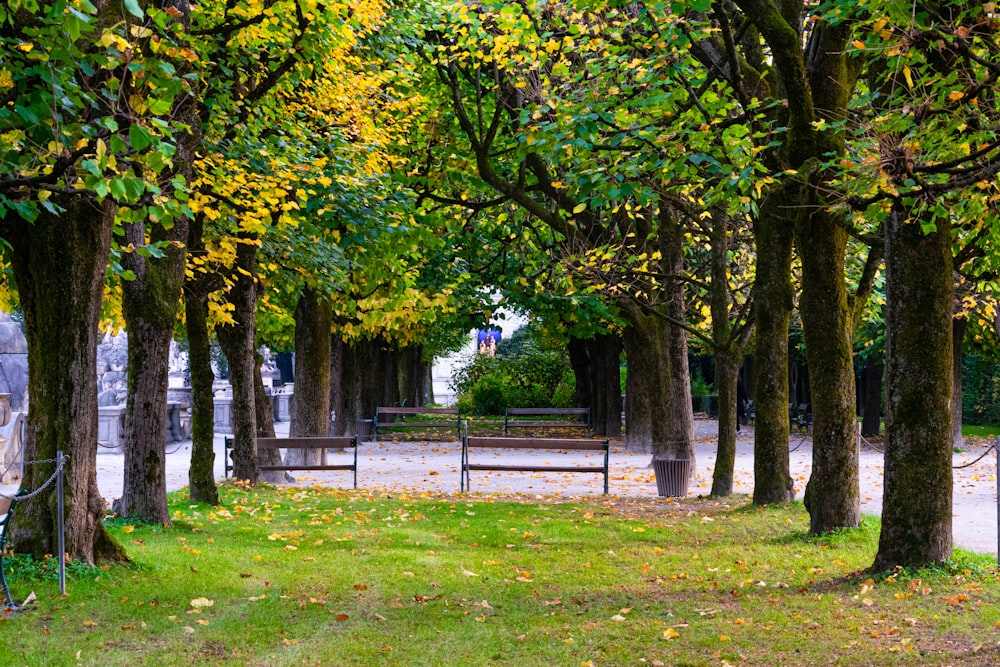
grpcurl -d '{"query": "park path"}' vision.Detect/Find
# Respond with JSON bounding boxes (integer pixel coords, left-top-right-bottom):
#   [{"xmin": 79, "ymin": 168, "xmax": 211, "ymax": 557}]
[{"xmin": 5, "ymin": 418, "xmax": 998, "ymax": 556}]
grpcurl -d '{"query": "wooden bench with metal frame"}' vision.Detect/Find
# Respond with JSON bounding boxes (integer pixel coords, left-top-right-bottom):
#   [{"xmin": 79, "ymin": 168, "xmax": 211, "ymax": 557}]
[
  {"xmin": 503, "ymin": 407, "xmax": 591, "ymax": 434},
  {"xmin": 225, "ymin": 436, "xmax": 358, "ymax": 487},
  {"xmin": 373, "ymin": 406, "xmax": 461, "ymax": 441},
  {"xmin": 460, "ymin": 433, "xmax": 610, "ymax": 494}
]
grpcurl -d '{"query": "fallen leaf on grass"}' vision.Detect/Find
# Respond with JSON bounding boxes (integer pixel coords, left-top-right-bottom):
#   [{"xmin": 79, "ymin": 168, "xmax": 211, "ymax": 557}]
[{"xmin": 190, "ymin": 598, "xmax": 214, "ymax": 608}]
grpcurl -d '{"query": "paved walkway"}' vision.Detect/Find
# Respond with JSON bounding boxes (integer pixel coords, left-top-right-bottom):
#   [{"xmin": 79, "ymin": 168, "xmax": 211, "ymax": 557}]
[{"xmin": 5, "ymin": 418, "xmax": 998, "ymax": 556}]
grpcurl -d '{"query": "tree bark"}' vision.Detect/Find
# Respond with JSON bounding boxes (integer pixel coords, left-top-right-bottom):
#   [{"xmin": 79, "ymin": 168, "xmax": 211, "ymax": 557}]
[
  {"xmin": 622, "ymin": 306, "xmax": 694, "ymax": 465},
  {"xmin": 185, "ymin": 257, "xmax": 217, "ymax": 504},
  {"xmin": 3, "ymin": 199, "xmax": 126, "ymax": 563},
  {"xmin": 116, "ymin": 215, "xmax": 188, "ymax": 522},
  {"xmin": 751, "ymin": 196, "xmax": 795, "ymax": 504},
  {"xmin": 873, "ymin": 209, "xmax": 954, "ymax": 569},
  {"xmin": 711, "ymin": 350, "xmax": 741, "ymax": 497},
  {"xmin": 398, "ymin": 344, "xmax": 431, "ymax": 408},
  {"xmin": 568, "ymin": 334, "xmax": 623, "ymax": 437},
  {"xmin": 215, "ymin": 241, "xmax": 259, "ymax": 483},
  {"xmin": 117, "ymin": 0, "xmax": 199, "ymax": 520},
  {"xmin": 286, "ymin": 288, "xmax": 332, "ymax": 466},
  {"xmin": 952, "ymin": 318, "xmax": 965, "ymax": 449},
  {"xmin": 861, "ymin": 360, "xmax": 884, "ymax": 438},
  {"xmin": 798, "ymin": 209, "xmax": 860, "ymax": 533},
  {"xmin": 329, "ymin": 336, "xmax": 345, "ymax": 436}
]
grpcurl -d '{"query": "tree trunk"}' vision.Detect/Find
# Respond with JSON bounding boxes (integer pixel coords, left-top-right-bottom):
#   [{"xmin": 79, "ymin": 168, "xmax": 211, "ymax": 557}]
[
  {"xmin": 751, "ymin": 198, "xmax": 795, "ymax": 505},
  {"xmin": 116, "ymin": 216, "xmax": 188, "ymax": 522},
  {"xmin": 797, "ymin": 209, "xmax": 860, "ymax": 534},
  {"xmin": 568, "ymin": 334, "xmax": 622, "ymax": 437},
  {"xmin": 622, "ymin": 306, "xmax": 694, "ymax": 465},
  {"xmin": 3, "ymin": 199, "xmax": 125, "ymax": 563},
  {"xmin": 340, "ymin": 337, "xmax": 398, "ymax": 430},
  {"xmin": 118, "ymin": 0, "xmax": 198, "ymax": 519},
  {"xmin": 215, "ymin": 241, "xmax": 259, "ymax": 483},
  {"xmin": 286, "ymin": 288, "xmax": 332, "ymax": 466},
  {"xmin": 952, "ymin": 318, "xmax": 965, "ymax": 449},
  {"xmin": 861, "ymin": 360, "xmax": 883, "ymax": 438},
  {"xmin": 873, "ymin": 209, "xmax": 953, "ymax": 569},
  {"xmin": 185, "ymin": 258, "xmax": 217, "ymax": 505},
  {"xmin": 398, "ymin": 344, "xmax": 431, "ymax": 408},
  {"xmin": 252, "ymin": 349, "xmax": 286, "ymax": 482},
  {"xmin": 711, "ymin": 350, "xmax": 741, "ymax": 497},
  {"xmin": 329, "ymin": 336, "xmax": 345, "ymax": 436}
]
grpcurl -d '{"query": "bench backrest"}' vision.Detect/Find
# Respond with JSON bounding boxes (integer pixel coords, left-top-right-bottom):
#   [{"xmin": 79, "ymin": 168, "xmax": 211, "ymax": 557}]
[
  {"xmin": 257, "ymin": 437, "xmax": 356, "ymax": 449},
  {"xmin": 505, "ymin": 408, "xmax": 589, "ymax": 416},
  {"xmin": 465, "ymin": 436, "xmax": 607, "ymax": 451},
  {"xmin": 376, "ymin": 407, "xmax": 458, "ymax": 417}
]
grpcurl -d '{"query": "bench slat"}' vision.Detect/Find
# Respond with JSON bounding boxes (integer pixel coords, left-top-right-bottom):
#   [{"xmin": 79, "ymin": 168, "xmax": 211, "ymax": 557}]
[
  {"xmin": 467, "ymin": 437, "xmax": 606, "ymax": 451},
  {"xmin": 258, "ymin": 437, "xmax": 355, "ymax": 449},
  {"xmin": 467, "ymin": 464, "xmax": 607, "ymax": 473},
  {"xmin": 259, "ymin": 465, "xmax": 355, "ymax": 471},
  {"xmin": 505, "ymin": 408, "xmax": 589, "ymax": 416}
]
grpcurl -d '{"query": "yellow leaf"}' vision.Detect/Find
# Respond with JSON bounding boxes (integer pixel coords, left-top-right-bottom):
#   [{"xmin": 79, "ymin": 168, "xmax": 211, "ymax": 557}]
[
  {"xmin": 851, "ymin": 40, "xmax": 866, "ymax": 49},
  {"xmin": 122, "ymin": 525, "xmax": 135, "ymax": 533},
  {"xmin": 903, "ymin": 66, "xmax": 913, "ymax": 89},
  {"xmin": 663, "ymin": 627, "xmax": 680, "ymax": 640},
  {"xmin": 572, "ymin": 203, "xmax": 586, "ymax": 214},
  {"xmin": 949, "ymin": 90, "xmax": 965, "ymax": 101},
  {"xmin": 190, "ymin": 597, "xmax": 214, "ymax": 608}
]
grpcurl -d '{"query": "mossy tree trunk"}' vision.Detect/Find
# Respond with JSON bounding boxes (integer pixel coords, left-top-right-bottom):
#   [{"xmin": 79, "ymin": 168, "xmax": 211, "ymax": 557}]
[
  {"xmin": 215, "ymin": 241, "xmax": 259, "ymax": 483},
  {"xmin": 751, "ymin": 194, "xmax": 795, "ymax": 504},
  {"xmin": 115, "ymin": 0, "xmax": 199, "ymax": 524},
  {"xmin": 797, "ymin": 207, "xmax": 860, "ymax": 533},
  {"xmin": 873, "ymin": 209, "xmax": 954, "ymax": 569},
  {"xmin": 116, "ymin": 215, "xmax": 188, "ymax": 522},
  {"xmin": 621, "ymin": 305, "xmax": 694, "ymax": 464},
  {"xmin": 712, "ymin": 350, "xmax": 741, "ymax": 497},
  {"xmin": 184, "ymin": 251, "xmax": 217, "ymax": 504},
  {"xmin": 3, "ymin": 199, "xmax": 125, "ymax": 563},
  {"xmin": 286, "ymin": 288, "xmax": 332, "ymax": 466}
]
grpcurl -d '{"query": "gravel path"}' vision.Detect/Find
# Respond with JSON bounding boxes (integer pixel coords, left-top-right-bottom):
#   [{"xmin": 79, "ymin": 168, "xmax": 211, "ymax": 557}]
[{"xmin": 6, "ymin": 418, "xmax": 998, "ymax": 556}]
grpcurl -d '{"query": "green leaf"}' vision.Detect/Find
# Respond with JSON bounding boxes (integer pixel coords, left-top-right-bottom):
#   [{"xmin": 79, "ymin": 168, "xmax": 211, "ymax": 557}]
[{"xmin": 123, "ymin": 0, "xmax": 143, "ymax": 19}]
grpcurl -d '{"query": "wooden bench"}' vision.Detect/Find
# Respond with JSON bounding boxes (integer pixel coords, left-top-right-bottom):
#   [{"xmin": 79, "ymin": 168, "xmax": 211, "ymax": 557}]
[
  {"xmin": 225, "ymin": 436, "xmax": 358, "ymax": 487},
  {"xmin": 373, "ymin": 407, "xmax": 461, "ymax": 441},
  {"xmin": 461, "ymin": 435, "xmax": 610, "ymax": 494},
  {"xmin": 503, "ymin": 407, "xmax": 591, "ymax": 434}
]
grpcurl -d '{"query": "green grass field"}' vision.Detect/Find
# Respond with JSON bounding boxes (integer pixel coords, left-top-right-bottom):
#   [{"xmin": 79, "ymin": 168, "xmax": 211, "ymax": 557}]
[{"xmin": 2, "ymin": 483, "xmax": 999, "ymax": 666}]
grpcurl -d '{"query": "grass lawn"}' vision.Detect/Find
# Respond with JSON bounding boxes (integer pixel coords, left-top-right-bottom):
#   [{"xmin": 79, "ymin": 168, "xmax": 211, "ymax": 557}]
[{"xmin": 2, "ymin": 483, "xmax": 999, "ymax": 666}]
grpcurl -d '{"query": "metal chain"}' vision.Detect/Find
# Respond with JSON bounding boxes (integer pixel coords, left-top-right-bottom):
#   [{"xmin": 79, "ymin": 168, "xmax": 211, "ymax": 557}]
[
  {"xmin": 0, "ymin": 455, "xmax": 68, "ymax": 502},
  {"xmin": 953, "ymin": 441, "xmax": 998, "ymax": 470}
]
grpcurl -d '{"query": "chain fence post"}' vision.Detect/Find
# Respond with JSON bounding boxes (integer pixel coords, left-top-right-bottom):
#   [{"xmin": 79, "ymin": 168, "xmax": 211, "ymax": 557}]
[{"xmin": 56, "ymin": 451, "xmax": 65, "ymax": 595}]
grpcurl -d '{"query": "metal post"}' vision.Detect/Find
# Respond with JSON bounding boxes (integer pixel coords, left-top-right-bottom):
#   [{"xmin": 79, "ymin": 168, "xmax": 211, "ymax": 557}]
[{"xmin": 56, "ymin": 451, "xmax": 65, "ymax": 596}]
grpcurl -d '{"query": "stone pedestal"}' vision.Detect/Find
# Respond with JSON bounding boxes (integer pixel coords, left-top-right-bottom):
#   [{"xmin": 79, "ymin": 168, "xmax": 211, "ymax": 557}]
[
  {"xmin": 214, "ymin": 396, "xmax": 233, "ymax": 434},
  {"xmin": 98, "ymin": 405, "xmax": 126, "ymax": 452}
]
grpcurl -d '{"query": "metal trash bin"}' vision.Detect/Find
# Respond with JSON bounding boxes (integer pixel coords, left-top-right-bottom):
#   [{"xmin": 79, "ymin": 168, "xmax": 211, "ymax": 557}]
[
  {"xmin": 653, "ymin": 459, "xmax": 690, "ymax": 497},
  {"xmin": 355, "ymin": 419, "xmax": 374, "ymax": 443}
]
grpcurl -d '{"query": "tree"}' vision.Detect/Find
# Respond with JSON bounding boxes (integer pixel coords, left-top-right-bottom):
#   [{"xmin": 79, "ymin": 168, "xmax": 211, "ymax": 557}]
[{"xmin": 1, "ymin": 0, "xmax": 189, "ymax": 560}]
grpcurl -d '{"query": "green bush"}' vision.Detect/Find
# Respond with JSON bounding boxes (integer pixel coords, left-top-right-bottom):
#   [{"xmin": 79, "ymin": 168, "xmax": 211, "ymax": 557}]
[
  {"xmin": 962, "ymin": 353, "xmax": 1000, "ymax": 426},
  {"xmin": 452, "ymin": 329, "xmax": 576, "ymax": 416}
]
